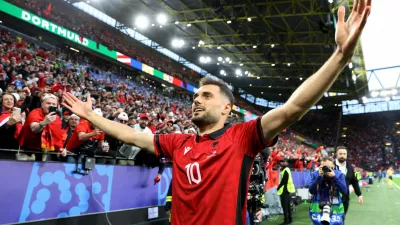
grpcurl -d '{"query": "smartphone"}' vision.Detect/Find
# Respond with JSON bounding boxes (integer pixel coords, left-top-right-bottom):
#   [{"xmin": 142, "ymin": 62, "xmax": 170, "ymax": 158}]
[
  {"xmin": 12, "ymin": 107, "xmax": 21, "ymax": 116},
  {"xmin": 49, "ymin": 106, "xmax": 57, "ymax": 113}
]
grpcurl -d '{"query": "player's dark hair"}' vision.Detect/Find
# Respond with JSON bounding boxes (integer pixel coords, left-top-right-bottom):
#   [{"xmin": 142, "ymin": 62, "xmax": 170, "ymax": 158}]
[{"xmin": 199, "ymin": 76, "xmax": 235, "ymax": 105}]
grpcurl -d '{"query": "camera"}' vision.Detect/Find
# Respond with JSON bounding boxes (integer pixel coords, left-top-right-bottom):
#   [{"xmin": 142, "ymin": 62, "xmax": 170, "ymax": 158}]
[
  {"xmin": 322, "ymin": 166, "xmax": 332, "ymax": 174},
  {"xmin": 319, "ymin": 201, "xmax": 331, "ymax": 225},
  {"xmin": 247, "ymin": 154, "xmax": 268, "ymax": 225},
  {"xmin": 48, "ymin": 106, "xmax": 57, "ymax": 113}
]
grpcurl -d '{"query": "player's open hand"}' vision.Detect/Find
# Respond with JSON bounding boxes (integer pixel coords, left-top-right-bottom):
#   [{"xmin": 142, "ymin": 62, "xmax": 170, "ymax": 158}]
[
  {"xmin": 62, "ymin": 92, "xmax": 93, "ymax": 119},
  {"xmin": 335, "ymin": 0, "xmax": 372, "ymax": 59}
]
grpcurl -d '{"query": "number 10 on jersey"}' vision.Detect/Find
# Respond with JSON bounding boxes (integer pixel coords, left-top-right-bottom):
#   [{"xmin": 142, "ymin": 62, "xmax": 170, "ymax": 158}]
[{"xmin": 185, "ymin": 162, "xmax": 202, "ymax": 184}]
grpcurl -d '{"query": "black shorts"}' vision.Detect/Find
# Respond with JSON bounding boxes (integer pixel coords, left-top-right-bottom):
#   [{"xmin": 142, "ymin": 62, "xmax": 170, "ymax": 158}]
[{"xmin": 389, "ymin": 176, "xmax": 393, "ymax": 180}]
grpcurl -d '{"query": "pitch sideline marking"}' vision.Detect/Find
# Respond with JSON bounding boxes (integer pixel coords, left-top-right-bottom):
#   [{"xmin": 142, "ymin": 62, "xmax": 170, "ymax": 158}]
[{"xmin": 393, "ymin": 181, "xmax": 400, "ymax": 191}]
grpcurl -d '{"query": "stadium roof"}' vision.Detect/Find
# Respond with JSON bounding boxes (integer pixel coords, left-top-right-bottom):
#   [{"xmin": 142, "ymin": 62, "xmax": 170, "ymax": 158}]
[{"xmin": 73, "ymin": 0, "xmax": 368, "ymax": 108}]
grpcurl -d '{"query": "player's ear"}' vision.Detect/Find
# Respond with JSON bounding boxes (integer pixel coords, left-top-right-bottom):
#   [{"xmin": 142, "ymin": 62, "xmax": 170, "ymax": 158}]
[{"xmin": 222, "ymin": 103, "xmax": 231, "ymax": 116}]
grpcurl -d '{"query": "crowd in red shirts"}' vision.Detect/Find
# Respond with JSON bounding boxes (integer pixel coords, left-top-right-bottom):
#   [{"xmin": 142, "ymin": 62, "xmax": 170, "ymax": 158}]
[
  {"xmin": 265, "ymin": 135, "xmax": 323, "ymax": 171},
  {"xmin": 0, "ymin": 28, "xmax": 242, "ymax": 163},
  {"xmin": 7, "ymin": 0, "xmax": 264, "ymax": 116}
]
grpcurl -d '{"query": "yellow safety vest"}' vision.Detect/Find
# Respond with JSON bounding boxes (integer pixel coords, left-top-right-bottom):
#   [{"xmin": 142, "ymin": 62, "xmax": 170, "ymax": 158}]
[
  {"xmin": 278, "ymin": 167, "xmax": 295, "ymax": 195},
  {"xmin": 355, "ymin": 172, "xmax": 361, "ymax": 181}
]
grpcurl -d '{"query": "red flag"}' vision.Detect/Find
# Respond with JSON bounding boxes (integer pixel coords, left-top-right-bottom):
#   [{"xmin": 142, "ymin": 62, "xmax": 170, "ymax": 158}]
[{"xmin": 43, "ymin": 3, "xmax": 52, "ymax": 16}]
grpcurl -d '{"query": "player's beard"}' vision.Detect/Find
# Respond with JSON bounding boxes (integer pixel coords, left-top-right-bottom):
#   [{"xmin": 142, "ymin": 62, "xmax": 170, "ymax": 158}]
[
  {"xmin": 191, "ymin": 110, "xmax": 219, "ymax": 128},
  {"xmin": 338, "ymin": 157, "xmax": 346, "ymax": 163}
]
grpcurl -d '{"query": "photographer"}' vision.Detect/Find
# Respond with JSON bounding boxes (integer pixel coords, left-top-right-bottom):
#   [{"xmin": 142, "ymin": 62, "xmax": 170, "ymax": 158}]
[{"xmin": 309, "ymin": 157, "xmax": 347, "ymax": 225}]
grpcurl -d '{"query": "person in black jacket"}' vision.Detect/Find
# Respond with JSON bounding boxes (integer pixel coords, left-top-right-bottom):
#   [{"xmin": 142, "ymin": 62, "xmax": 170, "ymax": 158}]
[{"xmin": 334, "ymin": 146, "xmax": 363, "ymax": 215}]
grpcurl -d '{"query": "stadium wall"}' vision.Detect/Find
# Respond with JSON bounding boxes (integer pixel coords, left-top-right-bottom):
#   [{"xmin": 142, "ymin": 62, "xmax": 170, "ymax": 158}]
[{"xmin": 0, "ymin": 160, "xmax": 172, "ymax": 224}]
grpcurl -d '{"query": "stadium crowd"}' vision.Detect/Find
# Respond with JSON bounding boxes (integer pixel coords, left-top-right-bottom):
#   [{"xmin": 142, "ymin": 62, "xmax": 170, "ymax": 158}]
[
  {"xmin": 1, "ymin": 26, "xmax": 399, "ymax": 174},
  {"xmin": 0, "ymin": 0, "xmax": 399, "ymax": 174},
  {"xmin": 292, "ymin": 111, "xmax": 400, "ymax": 171},
  {"xmin": 7, "ymin": 0, "xmax": 264, "ymax": 116},
  {"xmin": 0, "ymin": 27, "xmax": 246, "ymax": 166}
]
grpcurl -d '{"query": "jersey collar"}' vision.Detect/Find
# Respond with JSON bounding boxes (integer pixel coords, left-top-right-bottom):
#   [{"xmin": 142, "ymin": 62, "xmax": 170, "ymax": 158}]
[{"xmin": 196, "ymin": 123, "xmax": 231, "ymax": 142}]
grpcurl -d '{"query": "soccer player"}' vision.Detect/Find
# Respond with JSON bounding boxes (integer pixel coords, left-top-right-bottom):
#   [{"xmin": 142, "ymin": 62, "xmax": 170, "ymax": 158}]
[
  {"xmin": 387, "ymin": 167, "xmax": 394, "ymax": 189},
  {"xmin": 62, "ymin": 1, "xmax": 372, "ymax": 224}
]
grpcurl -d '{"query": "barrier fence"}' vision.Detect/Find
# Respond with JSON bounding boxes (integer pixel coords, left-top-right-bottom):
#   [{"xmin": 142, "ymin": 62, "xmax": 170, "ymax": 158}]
[
  {"xmin": 0, "ymin": 160, "xmax": 172, "ymax": 225},
  {"xmin": 0, "ymin": 156, "xmax": 312, "ymax": 224}
]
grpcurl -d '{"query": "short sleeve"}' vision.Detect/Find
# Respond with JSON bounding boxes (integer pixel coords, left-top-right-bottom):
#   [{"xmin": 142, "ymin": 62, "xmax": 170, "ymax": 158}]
[
  {"xmin": 26, "ymin": 110, "xmax": 42, "ymax": 124},
  {"xmin": 154, "ymin": 133, "xmax": 190, "ymax": 160},
  {"xmin": 75, "ymin": 122, "xmax": 88, "ymax": 134},
  {"xmin": 229, "ymin": 117, "xmax": 278, "ymax": 157}
]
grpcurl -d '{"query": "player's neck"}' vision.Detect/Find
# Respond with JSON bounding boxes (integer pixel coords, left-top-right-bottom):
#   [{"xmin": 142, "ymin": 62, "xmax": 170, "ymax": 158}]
[{"xmin": 198, "ymin": 122, "xmax": 225, "ymax": 136}]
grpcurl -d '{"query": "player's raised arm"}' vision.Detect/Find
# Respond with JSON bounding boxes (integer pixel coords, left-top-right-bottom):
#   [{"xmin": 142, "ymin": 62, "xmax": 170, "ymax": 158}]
[
  {"xmin": 62, "ymin": 92, "xmax": 155, "ymax": 153},
  {"xmin": 260, "ymin": 0, "xmax": 372, "ymax": 142}
]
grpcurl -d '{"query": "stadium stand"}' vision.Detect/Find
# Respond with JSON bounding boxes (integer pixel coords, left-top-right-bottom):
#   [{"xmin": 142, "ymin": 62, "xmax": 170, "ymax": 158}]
[
  {"xmin": 6, "ymin": 0, "xmax": 264, "ymax": 115},
  {"xmin": 1, "ymin": 24, "xmax": 398, "ymax": 172}
]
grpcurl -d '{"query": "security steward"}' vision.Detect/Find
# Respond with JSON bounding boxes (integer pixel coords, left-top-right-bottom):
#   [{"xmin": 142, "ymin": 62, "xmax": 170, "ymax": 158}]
[
  {"xmin": 277, "ymin": 158, "xmax": 295, "ymax": 225},
  {"xmin": 165, "ymin": 182, "xmax": 172, "ymax": 224}
]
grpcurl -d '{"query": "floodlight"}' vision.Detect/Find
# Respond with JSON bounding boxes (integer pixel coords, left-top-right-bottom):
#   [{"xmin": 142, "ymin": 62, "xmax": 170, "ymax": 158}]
[
  {"xmin": 157, "ymin": 14, "xmax": 167, "ymax": 25},
  {"xmin": 135, "ymin": 15, "xmax": 149, "ymax": 29}
]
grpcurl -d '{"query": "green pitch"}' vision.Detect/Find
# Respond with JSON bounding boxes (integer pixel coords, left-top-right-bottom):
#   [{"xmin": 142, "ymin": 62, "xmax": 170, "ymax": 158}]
[{"xmin": 262, "ymin": 179, "xmax": 400, "ymax": 225}]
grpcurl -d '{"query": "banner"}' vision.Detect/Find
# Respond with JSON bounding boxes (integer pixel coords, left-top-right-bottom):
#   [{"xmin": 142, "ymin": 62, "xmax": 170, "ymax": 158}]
[
  {"xmin": 0, "ymin": 0, "xmax": 117, "ymax": 60},
  {"xmin": 0, "ymin": 160, "xmax": 172, "ymax": 225}
]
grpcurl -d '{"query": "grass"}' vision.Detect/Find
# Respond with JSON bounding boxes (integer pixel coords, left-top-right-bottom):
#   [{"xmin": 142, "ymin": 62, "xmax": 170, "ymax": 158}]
[
  {"xmin": 262, "ymin": 179, "xmax": 400, "ymax": 225},
  {"xmin": 394, "ymin": 177, "xmax": 400, "ymax": 186}
]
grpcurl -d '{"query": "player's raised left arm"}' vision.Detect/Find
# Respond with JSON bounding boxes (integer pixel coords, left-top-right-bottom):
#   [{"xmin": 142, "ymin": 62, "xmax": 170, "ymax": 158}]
[{"xmin": 261, "ymin": 0, "xmax": 372, "ymax": 142}]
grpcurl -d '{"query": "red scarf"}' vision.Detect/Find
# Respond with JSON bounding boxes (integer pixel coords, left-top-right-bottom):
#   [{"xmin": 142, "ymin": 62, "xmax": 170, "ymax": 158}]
[
  {"xmin": 0, "ymin": 107, "xmax": 22, "ymax": 139},
  {"xmin": 41, "ymin": 124, "xmax": 55, "ymax": 151}
]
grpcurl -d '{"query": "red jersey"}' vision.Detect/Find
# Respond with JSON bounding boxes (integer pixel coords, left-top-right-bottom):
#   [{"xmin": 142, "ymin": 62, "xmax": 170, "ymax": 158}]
[
  {"xmin": 154, "ymin": 117, "xmax": 277, "ymax": 225},
  {"xmin": 18, "ymin": 108, "xmax": 63, "ymax": 150},
  {"xmin": 66, "ymin": 120, "xmax": 104, "ymax": 151}
]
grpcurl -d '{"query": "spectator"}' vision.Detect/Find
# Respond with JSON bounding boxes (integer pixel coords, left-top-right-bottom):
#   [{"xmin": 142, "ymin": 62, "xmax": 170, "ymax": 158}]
[
  {"xmin": 0, "ymin": 93, "xmax": 22, "ymax": 157},
  {"xmin": 18, "ymin": 93, "xmax": 64, "ymax": 161},
  {"xmin": 118, "ymin": 113, "xmax": 152, "ymax": 165},
  {"xmin": 61, "ymin": 110, "xmax": 71, "ymax": 129},
  {"xmin": 97, "ymin": 112, "xmax": 130, "ymax": 165},
  {"xmin": 65, "ymin": 108, "xmax": 105, "ymax": 163},
  {"xmin": 62, "ymin": 113, "xmax": 80, "ymax": 149}
]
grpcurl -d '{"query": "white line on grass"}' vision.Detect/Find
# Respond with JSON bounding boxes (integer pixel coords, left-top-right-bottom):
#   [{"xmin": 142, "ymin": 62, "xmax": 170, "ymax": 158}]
[{"xmin": 393, "ymin": 182, "xmax": 400, "ymax": 191}]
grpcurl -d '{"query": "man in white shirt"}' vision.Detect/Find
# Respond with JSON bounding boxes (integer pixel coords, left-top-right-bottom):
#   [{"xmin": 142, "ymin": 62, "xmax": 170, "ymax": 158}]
[
  {"xmin": 133, "ymin": 113, "xmax": 152, "ymax": 133},
  {"xmin": 334, "ymin": 146, "xmax": 363, "ymax": 216},
  {"xmin": 118, "ymin": 113, "xmax": 152, "ymax": 163}
]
